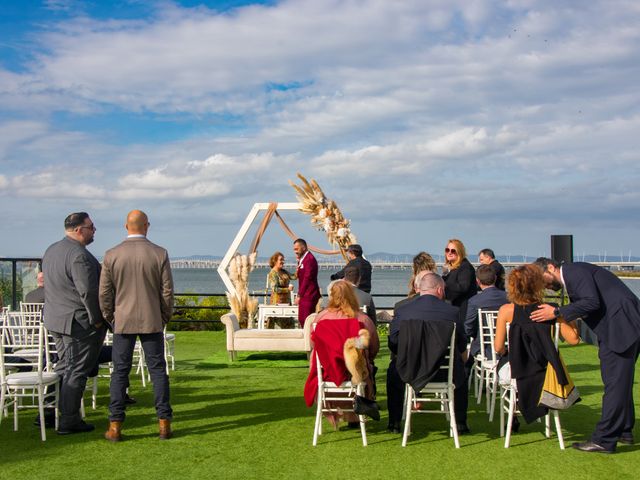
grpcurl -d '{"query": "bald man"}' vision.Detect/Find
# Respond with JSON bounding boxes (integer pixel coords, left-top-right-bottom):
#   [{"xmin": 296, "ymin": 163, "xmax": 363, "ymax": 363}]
[{"xmin": 99, "ymin": 210, "xmax": 174, "ymax": 441}]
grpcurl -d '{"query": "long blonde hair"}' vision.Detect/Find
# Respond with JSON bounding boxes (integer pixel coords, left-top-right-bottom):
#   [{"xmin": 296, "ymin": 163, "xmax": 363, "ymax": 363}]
[{"xmin": 326, "ymin": 280, "xmax": 360, "ymax": 317}]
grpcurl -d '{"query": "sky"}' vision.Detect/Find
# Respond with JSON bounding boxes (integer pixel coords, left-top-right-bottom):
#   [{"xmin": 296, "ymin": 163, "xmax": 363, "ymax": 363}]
[{"xmin": 1, "ymin": 0, "xmax": 639, "ymax": 260}]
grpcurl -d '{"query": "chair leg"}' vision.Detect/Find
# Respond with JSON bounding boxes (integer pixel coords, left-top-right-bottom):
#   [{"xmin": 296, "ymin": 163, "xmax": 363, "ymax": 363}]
[
  {"xmin": 401, "ymin": 386, "xmax": 412, "ymax": 447},
  {"xmin": 504, "ymin": 389, "xmax": 516, "ymax": 448},
  {"xmin": 38, "ymin": 386, "xmax": 46, "ymax": 441},
  {"xmin": 477, "ymin": 367, "xmax": 484, "ymax": 404},
  {"xmin": 312, "ymin": 396, "xmax": 323, "ymax": 446},
  {"xmin": 553, "ymin": 410, "xmax": 565, "ymax": 449},
  {"xmin": 91, "ymin": 376, "xmax": 98, "ymax": 410},
  {"xmin": 448, "ymin": 395, "xmax": 460, "ymax": 449},
  {"xmin": 359, "ymin": 414, "xmax": 368, "ymax": 447},
  {"xmin": 545, "ymin": 413, "xmax": 551, "ymax": 438}
]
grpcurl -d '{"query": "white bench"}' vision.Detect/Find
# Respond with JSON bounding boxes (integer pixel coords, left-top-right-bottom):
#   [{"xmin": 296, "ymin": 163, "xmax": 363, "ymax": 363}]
[{"xmin": 221, "ymin": 313, "xmax": 314, "ymax": 361}]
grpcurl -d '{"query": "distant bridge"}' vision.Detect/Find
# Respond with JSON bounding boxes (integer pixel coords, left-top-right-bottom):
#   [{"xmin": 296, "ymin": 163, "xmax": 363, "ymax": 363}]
[{"xmin": 169, "ymin": 259, "xmax": 640, "ymax": 271}]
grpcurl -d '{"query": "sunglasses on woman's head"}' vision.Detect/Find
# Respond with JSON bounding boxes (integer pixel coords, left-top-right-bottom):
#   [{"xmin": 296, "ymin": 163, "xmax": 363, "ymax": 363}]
[{"xmin": 445, "ymin": 248, "xmax": 457, "ymax": 254}]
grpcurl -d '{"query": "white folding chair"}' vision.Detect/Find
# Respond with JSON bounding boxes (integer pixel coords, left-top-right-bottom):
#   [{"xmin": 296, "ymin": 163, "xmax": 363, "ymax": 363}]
[
  {"xmin": 0, "ymin": 323, "xmax": 59, "ymax": 441},
  {"xmin": 19, "ymin": 302, "xmax": 44, "ymax": 327},
  {"xmin": 477, "ymin": 309, "xmax": 500, "ymax": 420},
  {"xmin": 88, "ymin": 331, "xmax": 113, "ymax": 409},
  {"xmin": 402, "ymin": 324, "xmax": 459, "ymax": 448},
  {"xmin": 164, "ymin": 327, "xmax": 175, "ymax": 373},
  {"xmin": 312, "ymin": 350, "xmax": 367, "ymax": 446},
  {"xmin": 498, "ymin": 322, "xmax": 565, "ymax": 449}
]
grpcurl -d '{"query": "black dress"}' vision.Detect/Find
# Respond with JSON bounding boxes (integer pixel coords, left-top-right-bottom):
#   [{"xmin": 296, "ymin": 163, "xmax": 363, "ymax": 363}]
[{"xmin": 443, "ymin": 257, "xmax": 476, "ymax": 317}]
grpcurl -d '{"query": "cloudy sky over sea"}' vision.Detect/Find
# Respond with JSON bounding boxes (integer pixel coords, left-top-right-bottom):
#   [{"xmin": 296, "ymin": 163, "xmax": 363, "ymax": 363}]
[{"xmin": 1, "ymin": 0, "xmax": 639, "ymax": 259}]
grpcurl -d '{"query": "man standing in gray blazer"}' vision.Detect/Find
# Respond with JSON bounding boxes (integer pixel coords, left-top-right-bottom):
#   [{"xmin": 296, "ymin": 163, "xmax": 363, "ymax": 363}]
[
  {"xmin": 100, "ymin": 210, "xmax": 174, "ymax": 442},
  {"xmin": 43, "ymin": 212, "xmax": 105, "ymax": 434}
]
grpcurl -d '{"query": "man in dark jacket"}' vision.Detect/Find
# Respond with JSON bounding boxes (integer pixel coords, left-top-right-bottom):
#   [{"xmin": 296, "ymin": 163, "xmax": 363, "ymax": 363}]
[
  {"xmin": 330, "ymin": 244, "xmax": 372, "ymax": 293},
  {"xmin": 531, "ymin": 258, "xmax": 640, "ymax": 453},
  {"xmin": 386, "ymin": 273, "xmax": 469, "ymax": 434}
]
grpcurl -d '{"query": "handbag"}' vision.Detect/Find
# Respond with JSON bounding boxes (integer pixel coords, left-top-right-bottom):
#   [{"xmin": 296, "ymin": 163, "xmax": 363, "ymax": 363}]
[
  {"xmin": 538, "ymin": 354, "xmax": 580, "ymax": 410},
  {"xmin": 353, "ymin": 395, "xmax": 380, "ymax": 421}
]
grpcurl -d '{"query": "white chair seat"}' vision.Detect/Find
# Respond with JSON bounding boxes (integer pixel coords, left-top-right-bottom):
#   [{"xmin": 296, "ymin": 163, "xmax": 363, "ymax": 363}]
[
  {"xmin": 13, "ymin": 348, "xmax": 39, "ymax": 357},
  {"xmin": 165, "ymin": 333, "xmax": 176, "ymax": 341},
  {"xmin": 6, "ymin": 371, "xmax": 59, "ymax": 386}
]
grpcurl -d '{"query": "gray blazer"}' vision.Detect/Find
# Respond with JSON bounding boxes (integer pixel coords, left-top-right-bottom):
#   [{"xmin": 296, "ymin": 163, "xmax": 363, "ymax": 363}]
[
  {"xmin": 99, "ymin": 237, "xmax": 174, "ymax": 334},
  {"xmin": 43, "ymin": 236, "xmax": 103, "ymax": 335}
]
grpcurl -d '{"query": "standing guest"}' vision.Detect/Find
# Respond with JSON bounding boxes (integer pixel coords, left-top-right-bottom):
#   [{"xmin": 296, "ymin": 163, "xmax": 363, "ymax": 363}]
[
  {"xmin": 478, "ymin": 248, "xmax": 506, "ymax": 291},
  {"xmin": 267, "ymin": 251, "xmax": 293, "ymax": 305},
  {"xmin": 43, "ymin": 212, "xmax": 105, "ymax": 435},
  {"xmin": 330, "ymin": 244, "xmax": 373, "ymax": 293},
  {"xmin": 407, "ymin": 252, "xmax": 437, "ymax": 297},
  {"xmin": 464, "ymin": 264, "xmax": 508, "ymax": 367},
  {"xmin": 25, "ymin": 272, "xmax": 45, "ymax": 303},
  {"xmin": 531, "ymin": 258, "xmax": 640, "ymax": 454},
  {"xmin": 343, "ymin": 265, "xmax": 376, "ymax": 324},
  {"xmin": 100, "ymin": 210, "xmax": 174, "ymax": 442},
  {"xmin": 442, "ymin": 239, "xmax": 476, "ymax": 318},
  {"xmin": 293, "ymin": 238, "xmax": 321, "ymax": 328}
]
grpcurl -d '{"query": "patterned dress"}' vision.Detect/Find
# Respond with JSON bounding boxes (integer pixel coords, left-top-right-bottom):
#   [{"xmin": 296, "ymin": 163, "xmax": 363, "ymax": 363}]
[{"xmin": 268, "ymin": 268, "xmax": 292, "ymax": 305}]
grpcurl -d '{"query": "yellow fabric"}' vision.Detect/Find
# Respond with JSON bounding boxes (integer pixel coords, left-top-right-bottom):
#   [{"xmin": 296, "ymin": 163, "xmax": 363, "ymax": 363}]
[{"xmin": 539, "ymin": 354, "xmax": 580, "ymax": 410}]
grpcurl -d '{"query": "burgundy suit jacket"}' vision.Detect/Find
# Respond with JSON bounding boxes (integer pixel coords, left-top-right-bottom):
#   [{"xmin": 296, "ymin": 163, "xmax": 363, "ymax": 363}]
[{"xmin": 297, "ymin": 251, "xmax": 321, "ymax": 304}]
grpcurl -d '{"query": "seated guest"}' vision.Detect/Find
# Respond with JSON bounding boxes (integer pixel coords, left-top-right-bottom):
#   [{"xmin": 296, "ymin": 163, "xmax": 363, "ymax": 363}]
[
  {"xmin": 387, "ymin": 272, "xmax": 469, "ymax": 434},
  {"xmin": 442, "ymin": 239, "xmax": 476, "ymax": 318},
  {"xmin": 478, "ymin": 248, "xmax": 506, "ymax": 290},
  {"xmin": 25, "ymin": 272, "xmax": 45, "ymax": 303},
  {"xmin": 494, "ymin": 265, "xmax": 580, "ymax": 426},
  {"xmin": 464, "ymin": 264, "xmax": 508, "ymax": 375},
  {"xmin": 407, "ymin": 252, "xmax": 437, "ymax": 297},
  {"xmin": 343, "ymin": 265, "xmax": 376, "ymax": 324},
  {"xmin": 330, "ymin": 244, "xmax": 373, "ymax": 293},
  {"xmin": 307, "ymin": 280, "xmax": 379, "ymax": 428}
]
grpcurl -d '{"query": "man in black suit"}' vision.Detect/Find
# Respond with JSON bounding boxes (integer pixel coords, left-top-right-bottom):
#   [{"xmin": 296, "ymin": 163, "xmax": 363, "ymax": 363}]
[
  {"xmin": 386, "ymin": 272, "xmax": 469, "ymax": 433},
  {"xmin": 478, "ymin": 248, "xmax": 505, "ymax": 291},
  {"xmin": 330, "ymin": 244, "xmax": 372, "ymax": 293},
  {"xmin": 532, "ymin": 258, "xmax": 640, "ymax": 453}
]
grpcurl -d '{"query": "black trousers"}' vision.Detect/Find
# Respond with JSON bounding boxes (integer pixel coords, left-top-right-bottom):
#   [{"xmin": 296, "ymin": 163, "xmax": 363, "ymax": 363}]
[
  {"xmin": 109, "ymin": 332, "xmax": 172, "ymax": 422},
  {"xmin": 52, "ymin": 323, "xmax": 104, "ymax": 428},
  {"xmin": 592, "ymin": 339, "xmax": 640, "ymax": 450}
]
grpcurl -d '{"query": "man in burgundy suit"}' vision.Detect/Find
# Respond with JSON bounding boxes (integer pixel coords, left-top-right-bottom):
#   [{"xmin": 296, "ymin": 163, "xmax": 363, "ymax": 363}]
[{"xmin": 293, "ymin": 238, "xmax": 321, "ymax": 327}]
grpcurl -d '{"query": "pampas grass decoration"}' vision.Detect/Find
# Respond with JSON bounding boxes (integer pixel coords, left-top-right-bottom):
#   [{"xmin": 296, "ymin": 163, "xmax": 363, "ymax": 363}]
[
  {"xmin": 225, "ymin": 252, "xmax": 258, "ymax": 328},
  {"xmin": 289, "ymin": 173, "xmax": 357, "ymax": 259}
]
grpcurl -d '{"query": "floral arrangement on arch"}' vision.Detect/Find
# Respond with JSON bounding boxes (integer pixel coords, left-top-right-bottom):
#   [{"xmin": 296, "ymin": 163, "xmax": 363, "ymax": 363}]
[{"xmin": 289, "ymin": 173, "xmax": 357, "ymax": 258}]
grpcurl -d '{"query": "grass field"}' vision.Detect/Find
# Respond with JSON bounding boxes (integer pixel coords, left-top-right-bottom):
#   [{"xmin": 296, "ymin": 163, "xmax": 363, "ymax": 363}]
[{"xmin": 1, "ymin": 331, "xmax": 639, "ymax": 480}]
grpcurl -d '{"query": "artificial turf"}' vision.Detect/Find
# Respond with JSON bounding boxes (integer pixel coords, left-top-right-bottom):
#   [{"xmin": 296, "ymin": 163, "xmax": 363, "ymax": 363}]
[{"xmin": 1, "ymin": 331, "xmax": 639, "ymax": 480}]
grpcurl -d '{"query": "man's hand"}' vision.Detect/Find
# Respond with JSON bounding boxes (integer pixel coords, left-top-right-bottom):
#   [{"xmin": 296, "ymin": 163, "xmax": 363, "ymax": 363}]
[
  {"xmin": 530, "ymin": 304, "xmax": 556, "ymax": 322},
  {"xmin": 294, "ymin": 297, "xmax": 299, "ymax": 305}
]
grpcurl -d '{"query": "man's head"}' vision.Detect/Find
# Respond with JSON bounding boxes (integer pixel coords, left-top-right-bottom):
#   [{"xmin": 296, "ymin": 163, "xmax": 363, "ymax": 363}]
[
  {"xmin": 293, "ymin": 238, "xmax": 308, "ymax": 258},
  {"xmin": 126, "ymin": 210, "xmax": 149, "ymax": 236},
  {"xmin": 343, "ymin": 265, "xmax": 361, "ymax": 287},
  {"xmin": 476, "ymin": 264, "xmax": 497, "ymax": 289},
  {"xmin": 533, "ymin": 257, "xmax": 563, "ymax": 291},
  {"xmin": 416, "ymin": 272, "xmax": 446, "ymax": 299},
  {"xmin": 347, "ymin": 244, "xmax": 363, "ymax": 260},
  {"xmin": 478, "ymin": 248, "xmax": 496, "ymax": 265},
  {"xmin": 64, "ymin": 212, "xmax": 96, "ymax": 246}
]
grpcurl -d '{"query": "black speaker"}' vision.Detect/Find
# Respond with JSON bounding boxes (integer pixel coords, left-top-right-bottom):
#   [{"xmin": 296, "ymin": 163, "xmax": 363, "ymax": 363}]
[{"xmin": 551, "ymin": 235, "xmax": 573, "ymax": 264}]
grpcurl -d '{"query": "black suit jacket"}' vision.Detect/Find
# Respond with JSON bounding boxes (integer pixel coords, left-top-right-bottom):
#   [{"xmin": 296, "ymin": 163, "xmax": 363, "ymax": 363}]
[
  {"xmin": 331, "ymin": 256, "xmax": 372, "ymax": 293},
  {"xmin": 389, "ymin": 294, "xmax": 465, "ymax": 354},
  {"xmin": 559, "ymin": 262, "xmax": 640, "ymax": 353}
]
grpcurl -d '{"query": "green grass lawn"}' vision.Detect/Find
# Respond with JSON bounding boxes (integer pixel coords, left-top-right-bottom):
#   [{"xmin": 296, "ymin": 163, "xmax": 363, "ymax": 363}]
[{"xmin": 1, "ymin": 332, "xmax": 639, "ymax": 480}]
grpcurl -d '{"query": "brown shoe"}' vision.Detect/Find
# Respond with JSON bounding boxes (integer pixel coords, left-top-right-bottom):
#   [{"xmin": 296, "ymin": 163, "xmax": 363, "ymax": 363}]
[
  {"xmin": 159, "ymin": 419, "xmax": 172, "ymax": 440},
  {"xmin": 104, "ymin": 421, "xmax": 123, "ymax": 442}
]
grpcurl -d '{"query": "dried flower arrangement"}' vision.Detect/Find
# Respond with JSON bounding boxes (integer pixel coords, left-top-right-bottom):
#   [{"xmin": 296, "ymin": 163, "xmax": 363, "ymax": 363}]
[
  {"xmin": 225, "ymin": 252, "xmax": 259, "ymax": 328},
  {"xmin": 289, "ymin": 173, "xmax": 357, "ymax": 259}
]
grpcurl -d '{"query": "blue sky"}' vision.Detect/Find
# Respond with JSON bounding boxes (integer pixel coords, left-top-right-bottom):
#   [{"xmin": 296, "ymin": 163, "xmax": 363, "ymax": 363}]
[{"xmin": 1, "ymin": 0, "xmax": 639, "ymax": 260}]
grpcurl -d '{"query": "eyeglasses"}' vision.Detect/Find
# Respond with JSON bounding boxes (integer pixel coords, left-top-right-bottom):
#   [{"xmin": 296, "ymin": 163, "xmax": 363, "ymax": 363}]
[
  {"xmin": 445, "ymin": 248, "xmax": 457, "ymax": 254},
  {"xmin": 79, "ymin": 224, "xmax": 96, "ymax": 231}
]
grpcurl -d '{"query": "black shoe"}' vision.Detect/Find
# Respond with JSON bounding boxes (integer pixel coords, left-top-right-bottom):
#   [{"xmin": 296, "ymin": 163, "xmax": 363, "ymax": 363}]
[
  {"xmin": 571, "ymin": 441, "xmax": 613, "ymax": 454},
  {"xmin": 387, "ymin": 422, "xmax": 402, "ymax": 434},
  {"xmin": 34, "ymin": 410, "xmax": 56, "ymax": 429},
  {"xmin": 456, "ymin": 424, "xmax": 471, "ymax": 435},
  {"xmin": 352, "ymin": 395, "xmax": 380, "ymax": 421},
  {"xmin": 619, "ymin": 433, "xmax": 634, "ymax": 445},
  {"xmin": 57, "ymin": 421, "xmax": 96, "ymax": 435},
  {"xmin": 347, "ymin": 421, "xmax": 360, "ymax": 429},
  {"xmin": 124, "ymin": 394, "xmax": 137, "ymax": 405},
  {"xmin": 511, "ymin": 417, "xmax": 520, "ymax": 434}
]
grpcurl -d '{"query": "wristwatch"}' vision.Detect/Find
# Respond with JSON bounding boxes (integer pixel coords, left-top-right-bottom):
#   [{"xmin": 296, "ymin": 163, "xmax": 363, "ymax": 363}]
[{"xmin": 553, "ymin": 307, "xmax": 561, "ymax": 319}]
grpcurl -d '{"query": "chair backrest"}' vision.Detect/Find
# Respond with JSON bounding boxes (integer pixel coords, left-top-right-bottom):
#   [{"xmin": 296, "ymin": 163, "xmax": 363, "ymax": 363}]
[
  {"xmin": 439, "ymin": 323, "xmax": 457, "ymax": 386},
  {"xmin": 478, "ymin": 309, "xmax": 499, "ymax": 362},
  {"xmin": 0, "ymin": 323, "xmax": 50, "ymax": 381},
  {"xmin": 20, "ymin": 302, "xmax": 44, "ymax": 327}
]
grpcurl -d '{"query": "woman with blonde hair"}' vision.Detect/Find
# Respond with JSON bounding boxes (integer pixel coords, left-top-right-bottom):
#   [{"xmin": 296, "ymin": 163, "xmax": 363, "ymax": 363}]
[
  {"xmin": 442, "ymin": 239, "xmax": 476, "ymax": 315},
  {"xmin": 267, "ymin": 251, "xmax": 293, "ymax": 305},
  {"xmin": 407, "ymin": 251, "xmax": 437, "ymax": 296},
  {"xmin": 494, "ymin": 264, "xmax": 580, "ymax": 426}
]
